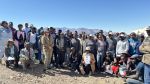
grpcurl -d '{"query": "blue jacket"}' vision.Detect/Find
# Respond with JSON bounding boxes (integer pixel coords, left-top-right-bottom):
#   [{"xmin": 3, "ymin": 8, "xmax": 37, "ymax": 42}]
[{"xmin": 128, "ymin": 38, "xmax": 139, "ymax": 55}]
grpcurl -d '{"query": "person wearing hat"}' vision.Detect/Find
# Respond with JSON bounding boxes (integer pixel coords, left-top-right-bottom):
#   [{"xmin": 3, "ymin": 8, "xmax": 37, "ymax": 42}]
[
  {"xmin": 126, "ymin": 54, "xmax": 144, "ymax": 84},
  {"xmin": 3, "ymin": 39, "xmax": 18, "ymax": 68},
  {"xmin": 80, "ymin": 47, "xmax": 95, "ymax": 75},
  {"xmin": 41, "ymin": 30, "xmax": 54, "ymax": 71},
  {"xmin": 139, "ymin": 26, "xmax": 150, "ymax": 83},
  {"xmin": 19, "ymin": 42, "xmax": 34, "ymax": 70},
  {"xmin": 128, "ymin": 32, "xmax": 140, "ymax": 56},
  {"xmin": 85, "ymin": 34, "xmax": 97, "ymax": 59},
  {"xmin": 116, "ymin": 32, "xmax": 129, "ymax": 57}
]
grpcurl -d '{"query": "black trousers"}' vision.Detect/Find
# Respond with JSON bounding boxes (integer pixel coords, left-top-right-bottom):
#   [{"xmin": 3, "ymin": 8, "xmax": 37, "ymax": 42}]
[{"xmin": 83, "ymin": 64, "xmax": 91, "ymax": 74}]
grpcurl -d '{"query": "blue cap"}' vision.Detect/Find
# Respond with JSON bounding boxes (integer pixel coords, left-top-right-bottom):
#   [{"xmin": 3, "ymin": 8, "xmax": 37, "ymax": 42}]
[{"xmin": 130, "ymin": 54, "xmax": 141, "ymax": 58}]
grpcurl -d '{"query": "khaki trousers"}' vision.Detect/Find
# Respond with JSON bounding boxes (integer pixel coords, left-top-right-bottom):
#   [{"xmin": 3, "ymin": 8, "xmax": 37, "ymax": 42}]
[{"xmin": 43, "ymin": 49, "xmax": 53, "ymax": 69}]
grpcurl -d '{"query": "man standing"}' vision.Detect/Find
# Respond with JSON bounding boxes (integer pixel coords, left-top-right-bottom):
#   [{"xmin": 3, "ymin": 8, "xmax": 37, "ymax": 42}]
[
  {"xmin": 107, "ymin": 31, "xmax": 117, "ymax": 58},
  {"xmin": 23, "ymin": 23, "xmax": 31, "ymax": 42},
  {"xmin": 41, "ymin": 31, "xmax": 53, "ymax": 72},
  {"xmin": 139, "ymin": 26, "xmax": 150, "ymax": 84},
  {"xmin": 116, "ymin": 33, "xmax": 129, "ymax": 57},
  {"xmin": 56, "ymin": 33, "xmax": 66, "ymax": 67},
  {"xmin": 9, "ymin": 22, "xmax": 16, "ymax": 40},
  {"xmin": 128, "ymin": 33, "xmax": 140, "ymax": 56}
]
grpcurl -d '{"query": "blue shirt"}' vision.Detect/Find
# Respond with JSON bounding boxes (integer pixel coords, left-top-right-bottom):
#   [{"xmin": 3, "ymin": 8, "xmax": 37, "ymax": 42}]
[{"xmin": 128, "ymin": 38, "xmax": 139, "ymax": 55}]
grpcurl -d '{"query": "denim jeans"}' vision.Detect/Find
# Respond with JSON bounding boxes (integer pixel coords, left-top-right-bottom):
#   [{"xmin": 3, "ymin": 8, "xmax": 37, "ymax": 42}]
[
  {"xmin": 144, "ymin": 64, "xmax": 150, "ymax": 84},
  {"xmin": 126, "ymin": 78, "xmax": 143, "ymax": 84},
  {"xmin": 97, "ymin": 52, "xmax": 104, "ymax": 70}
]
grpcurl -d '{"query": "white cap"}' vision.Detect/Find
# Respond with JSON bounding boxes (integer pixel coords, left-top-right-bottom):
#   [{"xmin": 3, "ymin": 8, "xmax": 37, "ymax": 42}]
[
  {"xmin": 89, "ymin": 34, "xmax": 93, "ymax": 37},
  {"xmin": 120, "ymin": 33, "xmax": 125, "ymax": 37}
]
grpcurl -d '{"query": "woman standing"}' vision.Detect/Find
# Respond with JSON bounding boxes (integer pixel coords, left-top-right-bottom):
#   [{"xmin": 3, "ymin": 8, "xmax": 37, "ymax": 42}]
[{"xmin": 96, "ymin": 34, "xmax": 107, "ymax": 72}]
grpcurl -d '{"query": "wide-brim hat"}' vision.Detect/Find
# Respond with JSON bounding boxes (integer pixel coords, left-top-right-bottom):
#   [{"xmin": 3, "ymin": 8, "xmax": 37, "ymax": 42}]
[
  {"xmin": 85, "ymin": 47, "xmax": 91, "ymax": 51},
  {"xmin": 8, "ymin": 39, "xmax": 14, "ymax": 43}
]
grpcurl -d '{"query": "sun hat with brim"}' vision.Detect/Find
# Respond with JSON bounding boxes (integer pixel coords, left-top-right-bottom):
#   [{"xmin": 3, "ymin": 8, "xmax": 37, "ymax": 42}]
[
  {"xmin": 130, "ymin": 54, "xmax": 141, "ymax": 59},
  {"xmin": 85, "ymin": 47, "xmax": 91, "ymax": 51},
  {"xmin": 8, "ymin": 39, "xmax": 14, "ymax": 43},
  {"xmin": 24, "ymin": 42, "xmax": 30, "ymax": 46}
]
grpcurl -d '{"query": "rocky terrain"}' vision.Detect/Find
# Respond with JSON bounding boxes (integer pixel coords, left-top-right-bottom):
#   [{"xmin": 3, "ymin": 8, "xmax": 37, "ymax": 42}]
[{"xmin": 0, "ymin": 64, "xmax": 125, "ymax": 84}]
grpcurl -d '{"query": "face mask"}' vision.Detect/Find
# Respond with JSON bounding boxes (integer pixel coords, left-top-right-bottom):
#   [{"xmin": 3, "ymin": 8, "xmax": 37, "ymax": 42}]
[{"xmin": 120, "ymin": 37, "xmax": 125, "ymax": 40}]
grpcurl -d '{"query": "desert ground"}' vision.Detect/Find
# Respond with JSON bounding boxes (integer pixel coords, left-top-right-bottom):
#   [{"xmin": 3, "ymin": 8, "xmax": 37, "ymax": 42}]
[{"xmin": 0, "ymin": 64, "xmax": 125, "ymax": 84}]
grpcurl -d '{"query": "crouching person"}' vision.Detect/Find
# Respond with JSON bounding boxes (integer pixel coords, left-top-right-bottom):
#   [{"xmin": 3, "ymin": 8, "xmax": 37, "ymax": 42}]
[
  {"xmin": 80, "ymin": 47, "xmax": 95, "ymax": 76},
  {"xmin": 19, "ymin": 42, "xmax": 34, "ymax": 70},
  {"xmin": 4, "ymin": 39, "xmax": 18, "ymax": 68}
]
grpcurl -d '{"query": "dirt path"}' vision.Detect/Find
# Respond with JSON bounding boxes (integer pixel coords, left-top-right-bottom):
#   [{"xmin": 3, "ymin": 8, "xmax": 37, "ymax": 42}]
[{"xmin": 0, "ymin": 64, "xmax": 125, "ymax": 84}]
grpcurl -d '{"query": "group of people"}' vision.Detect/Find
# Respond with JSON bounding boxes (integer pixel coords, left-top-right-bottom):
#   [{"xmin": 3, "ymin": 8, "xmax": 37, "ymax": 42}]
[{"xmin": 0, "ymin": 21, "xmax": 150, "ymax": 84}]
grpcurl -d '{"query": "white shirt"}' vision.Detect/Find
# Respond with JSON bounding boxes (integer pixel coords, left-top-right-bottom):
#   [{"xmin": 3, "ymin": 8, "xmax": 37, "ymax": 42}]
[
  {"xmin": 23, "ymin": 27, "xmax": 30, "ymax": 41},
  {"xmin": 84, "ymin": 54, "xmax": 91, "ymax": 65},
  {"xmin": 30, "ymin": 33, "xmax": 36, "ymax": 44},
  {"xmin": 116, "ymin": 40, "xmax": 129, "ymax": 57},
  {"xmin": 10, "ymin": 46, "xmax": 14, "ymax": 55}
]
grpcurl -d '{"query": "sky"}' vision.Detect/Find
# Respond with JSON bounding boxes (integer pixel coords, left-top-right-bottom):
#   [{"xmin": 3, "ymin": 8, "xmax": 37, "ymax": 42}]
[{"xmin": 0, "ymin": 0, "xmax": 150, "ymax": 33}]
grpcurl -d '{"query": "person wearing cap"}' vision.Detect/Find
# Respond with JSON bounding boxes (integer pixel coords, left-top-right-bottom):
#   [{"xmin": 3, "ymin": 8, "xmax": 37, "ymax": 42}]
[
  {"xmin": 126, "ymin": 54, "xmax": 144, "ymax": 84},
  {"xmin": 116, "ymin": 32, "xmax": 129, "ymax": 57},
  {"xmin": 107, "ymin": 31, "xmax": 117, "ymax": 58},
  {"xmin": 139, "ymin": 26, "xmax": 150, "ymax": 84},
  {"xmin": 80, "ymin": 47, "xmax": 95, "ymax": 75},
  {"xmin": 41, "ymin": 30, "xmax": 54, "ymax": 71},
  {"xmin": 0, "ymin": 21, "xmax": 13, "ymax": 58},
  {"xmin": 3, "ymin": 39, "xmax": 18, "ymax": 68},
  {"xmin": 85, "ymin": 34, "xmax": 97, "ymax": 58},
  {"xmin": 128, "ymin": 32, "xmax": 140, "ymax": 56},
  {"xmin": 19, "ymin": 42, "xmax": 34, "ymax": 70}
]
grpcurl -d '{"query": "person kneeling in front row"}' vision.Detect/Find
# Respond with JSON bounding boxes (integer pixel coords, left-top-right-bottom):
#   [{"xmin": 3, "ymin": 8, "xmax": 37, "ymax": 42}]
[
  {"xmin": 80, "ymin": 47, "xmax": 95, "ymax": 76},
  {"xmin": 19, "ymin": 42, "xmax": 34, "ymax": 70}
]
